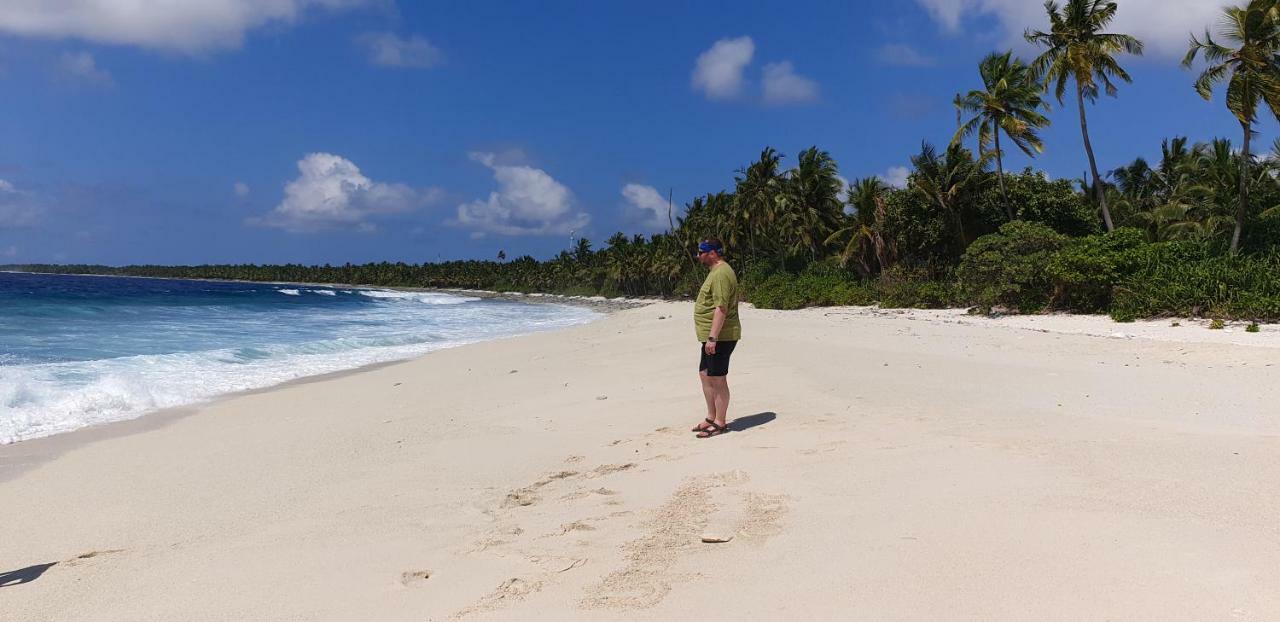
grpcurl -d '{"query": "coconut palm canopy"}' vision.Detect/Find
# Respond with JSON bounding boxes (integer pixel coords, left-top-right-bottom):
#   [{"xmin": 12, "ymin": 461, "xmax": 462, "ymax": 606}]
[
  {"xmin": 1183, "ymin": 0, "xmax": 1280, "ymax": 251},
  {"xmin": 1025, "ymin": 0, "xmax": 1145, "ymax": 233}
]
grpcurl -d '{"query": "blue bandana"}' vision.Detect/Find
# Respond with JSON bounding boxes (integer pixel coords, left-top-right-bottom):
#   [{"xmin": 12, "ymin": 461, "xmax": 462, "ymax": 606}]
[{"xmin": 698, "ymin": 241, "xmax": 722, "ymax": 253}]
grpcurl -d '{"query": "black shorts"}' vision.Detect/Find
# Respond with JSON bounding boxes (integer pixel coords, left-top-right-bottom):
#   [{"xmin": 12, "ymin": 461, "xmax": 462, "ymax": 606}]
[{"xmin": 698, "ymin": 340, "xmax": 738, "ymax": 377}]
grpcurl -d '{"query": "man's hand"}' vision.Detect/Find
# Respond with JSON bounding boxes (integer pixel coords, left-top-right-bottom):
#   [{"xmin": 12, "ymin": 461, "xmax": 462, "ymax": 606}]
[{"xmin": 704, "ymin": 341, "xmax": 717, "ymax": 355}]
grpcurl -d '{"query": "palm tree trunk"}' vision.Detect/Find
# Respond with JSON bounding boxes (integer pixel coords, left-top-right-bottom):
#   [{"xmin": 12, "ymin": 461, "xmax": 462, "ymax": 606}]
[
  {"xmin": 995, "ymin": 129, "xmax": 1012, "ymax": 221},
  {"xmin": 1233, "ymin": 119, "xmax": 1251, "ymax": 254},
  {"xmin": 1076, "ymin": 83, "xmax": 1114, "ymax": 232}
]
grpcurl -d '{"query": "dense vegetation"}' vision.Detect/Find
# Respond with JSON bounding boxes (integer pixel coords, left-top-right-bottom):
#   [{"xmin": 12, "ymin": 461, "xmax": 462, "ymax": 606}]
[{"xmin": 11, "ymin": 0, "xmax": 1280, "ymax": 322}]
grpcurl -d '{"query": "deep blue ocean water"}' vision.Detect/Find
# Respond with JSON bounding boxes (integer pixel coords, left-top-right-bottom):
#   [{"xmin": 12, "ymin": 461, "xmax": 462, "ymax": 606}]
[{"xmin": 0, "ymin": 272, "xmax": 598, "ymax": 443}]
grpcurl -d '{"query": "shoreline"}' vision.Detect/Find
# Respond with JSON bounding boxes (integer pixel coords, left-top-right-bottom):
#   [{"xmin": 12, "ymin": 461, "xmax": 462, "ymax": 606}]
[
  {"xmin": 0, "ymin": 356, "xmax": 415, "ymax": 482},
  {"xmin": 6, "ymin": 298, "xmax": 1276, "ymax": 454},
  {"xmin": 0, "ymin": 269, "xmax": 657, "ymax": 313},
  {"xmin": 3, "ymin": 301, "xmax": 1279, "ymax": 620},
  {"xmin": 1, "ymin": 280, "xmax": 632, "ymax": 447}
]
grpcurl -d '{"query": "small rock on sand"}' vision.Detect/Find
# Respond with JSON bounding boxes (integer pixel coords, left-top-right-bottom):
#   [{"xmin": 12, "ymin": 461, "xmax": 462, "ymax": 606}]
[
  {"xmin": 700, "ymin": 532, "xmax": 733, "ymax": 543},
  {"xmin": 596, "ymin": 395, "xmax": 608, "ymax": 400}
]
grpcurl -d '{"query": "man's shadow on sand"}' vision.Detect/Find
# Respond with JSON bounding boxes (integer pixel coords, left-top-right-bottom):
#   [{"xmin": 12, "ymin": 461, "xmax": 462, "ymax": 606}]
[
  {"xmin": 726, "ymin": 411, "xmax": 776, "ymax": 433},
  {"xmin": 0, "ymin": 563, "xmax": 56, "ymax": 588}
]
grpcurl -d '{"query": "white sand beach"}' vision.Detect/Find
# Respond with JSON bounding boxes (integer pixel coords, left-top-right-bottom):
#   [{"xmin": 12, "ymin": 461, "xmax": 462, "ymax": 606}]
[{"xmin": 2, "ymin": 302, "xmax": 1278, "ymax": 621}]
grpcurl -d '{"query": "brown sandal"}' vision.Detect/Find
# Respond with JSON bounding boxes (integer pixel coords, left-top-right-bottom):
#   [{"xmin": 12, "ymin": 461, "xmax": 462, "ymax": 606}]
[
  {"xmin": 696, "ymin": 421, "xmax": 728, "ymax": 438},
  {"xmin": 691, "ymin": 418, "xmax": 715, "ymax": 432}
]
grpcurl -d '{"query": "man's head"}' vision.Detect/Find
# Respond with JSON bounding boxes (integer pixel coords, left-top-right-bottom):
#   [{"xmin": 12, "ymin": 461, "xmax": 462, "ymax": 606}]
[{"xmin": 697, "ymin": 238, "xmax": 724, "ymax": 266}]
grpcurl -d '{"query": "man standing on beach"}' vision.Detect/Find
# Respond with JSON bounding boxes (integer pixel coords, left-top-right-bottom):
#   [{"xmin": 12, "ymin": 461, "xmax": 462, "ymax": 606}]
[{"xmin": 691, "ymin": 238, "xmax": 740, "ymax": 439}]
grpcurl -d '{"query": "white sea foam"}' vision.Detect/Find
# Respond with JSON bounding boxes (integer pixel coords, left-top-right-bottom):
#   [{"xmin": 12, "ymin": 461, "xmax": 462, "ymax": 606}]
[
  {"xmin": 0, "ymin": 300, "xmax": 597, "ymax": 444},
  {"xmin": 311, "ymin": 289, "xmax": 337, "ymax": 296},
  {"xmin": 278, "ymin": 289, "xmax": 301, "ymax": 296},
  {"xmin": 356, "ymin": 289, "xmax": 481, "ymax": 304}
]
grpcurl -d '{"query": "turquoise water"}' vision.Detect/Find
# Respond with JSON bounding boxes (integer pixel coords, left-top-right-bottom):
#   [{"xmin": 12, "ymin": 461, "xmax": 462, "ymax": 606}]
[{"xmin": 0, "ymin": 272, "xmax": 598, "ymax": 443}]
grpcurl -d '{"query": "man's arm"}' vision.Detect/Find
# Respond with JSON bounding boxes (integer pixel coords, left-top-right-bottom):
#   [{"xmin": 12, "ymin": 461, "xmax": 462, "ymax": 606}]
[{"xmin": 706, "ymin": 305, "xmax": 727, "ymax": 354}]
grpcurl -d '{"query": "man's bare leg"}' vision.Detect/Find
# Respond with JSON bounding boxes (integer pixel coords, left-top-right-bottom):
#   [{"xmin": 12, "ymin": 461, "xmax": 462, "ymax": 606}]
[
  {"xmin": 710, "ymin": 376, "xmax": 730, "ymax": 427},
  {"xmin": 695, "ymin": 371, "xmax": 716, "ymax": 430}
]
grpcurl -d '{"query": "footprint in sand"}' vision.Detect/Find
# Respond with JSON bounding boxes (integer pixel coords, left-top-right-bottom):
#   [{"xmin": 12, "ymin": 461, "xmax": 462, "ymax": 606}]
[
  {"xmin": 584, "ymin": 463, "xmax": 636, "ymax": 479},
  {"xmin": 581, "ymin": 474, "xmax": 789, "ymax": 611},
  {"xmin": 736, "ymin": 492, "xmax": 789, "ymax": 542},
  {"xmin": 501, "ymin": 470, "xmax": 581, "ymax": 508},
  {"xmin": 63, "ymin": 549, "xmax": 125, "ymax": 567},
  {"xmin": 799, "ymin": 440, "xmax": 846, "ymax": 456},
  {"xmin": 502, "ymin": 490, "xmax": 539, "ymax": 508},
  {"xmin": 580, "ymin": 479, "xmax": 713, "ymax": 610},
  {"xmin": 558, "ymin": 487, "xmax": 618, "ymax": 501},
  {"xmin": 400, "ymin": 570, "xmax": 432, "ymax": 586},
  {"xmin": 452, "ymin": 577, "xmax": 545, "ymax": 619},
  {"xmin": 508, "ymin": 464, "xmax": 633, "ymax": 503},
  {"xmin": 553, "ymin": 521, "xmax": 597, "ymax": 536}
]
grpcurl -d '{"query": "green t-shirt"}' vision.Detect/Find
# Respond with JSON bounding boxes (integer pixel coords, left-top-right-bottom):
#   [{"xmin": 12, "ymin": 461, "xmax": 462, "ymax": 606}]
[{"xmin": 694, "ymin": 262, "xmax": 741, "ymax": 342}]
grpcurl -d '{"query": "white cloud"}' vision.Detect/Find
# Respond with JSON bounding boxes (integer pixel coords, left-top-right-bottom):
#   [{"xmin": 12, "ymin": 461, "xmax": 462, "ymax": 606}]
[
  {"xmin": 0, "ymin": 180, "xmax": 42, "ymax": 229},
  {"xmin": 0, "ymin": 0, "xmax": 371, "ymax": 54},
  {"xmin": 253, "ymin": 153, "xmax": 440, "ymax": 233},
  {"xmin": 358, "ymin": 32, "xmax": 443, "ymax": 68},
  {"xmin": 835, "ymin": 175, "xmax": 851, "ymax": 204},
  {"xmin": 57, "ymin": 51, "xmax": 112, "ymax": 86},
  {"xmin": 621, "ymin": 183, "xmax": 670, "ymax": 231},
  {"xmin": 917, "ymin": 0, "xmax": 968, "ymax": 31},
  {"xmin": 234, "ymin": 181, "xmax": 250, "ymax": 197},
  {"xmin": 915, "ymin": 0, "xmax": 1220, "ymax": 58},
  {"xmin": 881, "ymin": 166, "xmax": 910, "ymax": 189},
  {"xmin": 453, "ymin": 152, "xmax": 589, "ymax": 237},
  {"xmin": 692, "ymin": 36, "xmax": 755, "ymax": 99},
  {"xmin": 877, "ymin": 44, "xmax": 935, "ymax": 67},
  {"xmin": 761, "ymin": 61, "xmax": 819, "ymax": 105},
  {"xmin": 835, "ymin": 175, "xmax": 855, "ymax": 214}
]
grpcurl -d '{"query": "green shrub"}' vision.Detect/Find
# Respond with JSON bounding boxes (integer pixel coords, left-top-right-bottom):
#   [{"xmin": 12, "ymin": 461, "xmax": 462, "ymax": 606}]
[
  {"xmin": 1110, "ymin": 308, "xmax": 1138, "ymax": 323},
  {"xmin": 875, "ymin": 266, "xmax": 959, "ymax": 308},
  {"xmin": 957, "ymin": 221, "xmax": 1068, "ymax": 313},
  {"xmin": 744, "ymin": 267, "xmax": 875, "ymax": 310},
  {"xmin": 1247, "ymin": 322, "xmax": 1261, "ymax": 333},
  {"xmin": 1210, "ymin": 318, "xmax": 1225, "ymax": 330},
  {"xmin": 881, "ymin": 188, "xmax": 960, "ymax": 268},
  {"xmin": 1111, "ymin": 244, "xmax": 1280, "ymax": 319},
  {"xmin": 1045, "ymin": 228, "xmax": 1147, "ymax": 312},
  {"xmin": 975, "ymin": 169, "xmax": 1099, "ymax": 237}
]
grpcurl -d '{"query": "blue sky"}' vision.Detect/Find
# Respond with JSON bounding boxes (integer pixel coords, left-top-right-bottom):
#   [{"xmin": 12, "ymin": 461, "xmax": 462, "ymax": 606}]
[{"xmin": 0, "ymin": 0, "xmax": 1273, "ymax": 265}]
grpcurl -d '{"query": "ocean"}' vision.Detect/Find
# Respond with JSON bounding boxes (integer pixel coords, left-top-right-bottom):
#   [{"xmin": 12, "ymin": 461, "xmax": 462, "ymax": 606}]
[{"xmin": 0, "ymin": 272, "xmax": 599, "ymax": 444}]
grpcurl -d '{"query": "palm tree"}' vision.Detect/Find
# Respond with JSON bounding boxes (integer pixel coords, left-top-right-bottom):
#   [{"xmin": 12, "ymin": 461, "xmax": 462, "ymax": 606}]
[
  {"xmin": 1109, "ymin": 137, "xmax": 1202, "ymax": 230},
  {"xmin": 953, "ymin": 51, "xmax": 1052, "ymax": 221},
  {"xmin": 825, "ymin": 177, "xmax": 896, "ymax": 275},
  {"xmin": 780, "ymin": 147, "xmax": 845, "ymax": 259},
  {"xmin": 734, "ymin": 148, "xmax": 785, "ymax": 261},
  {"xmin": 1026, "ymin": 0, "xmax": 1144, "ymax": 232},
  {"xmin": 849, "ymin": 177, "xmax": 889, "ymax": 226},
  {"xmin": 1195, "ymin": 138, "xmax": 1244, "ymax": 216},
  {"xmin": 1183, "ymin": 0, "xmax": 1280, "ymax": 253},
  {"xmin": 910, "ymin": 142, "xmax": 990, "ymax": 250}
]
